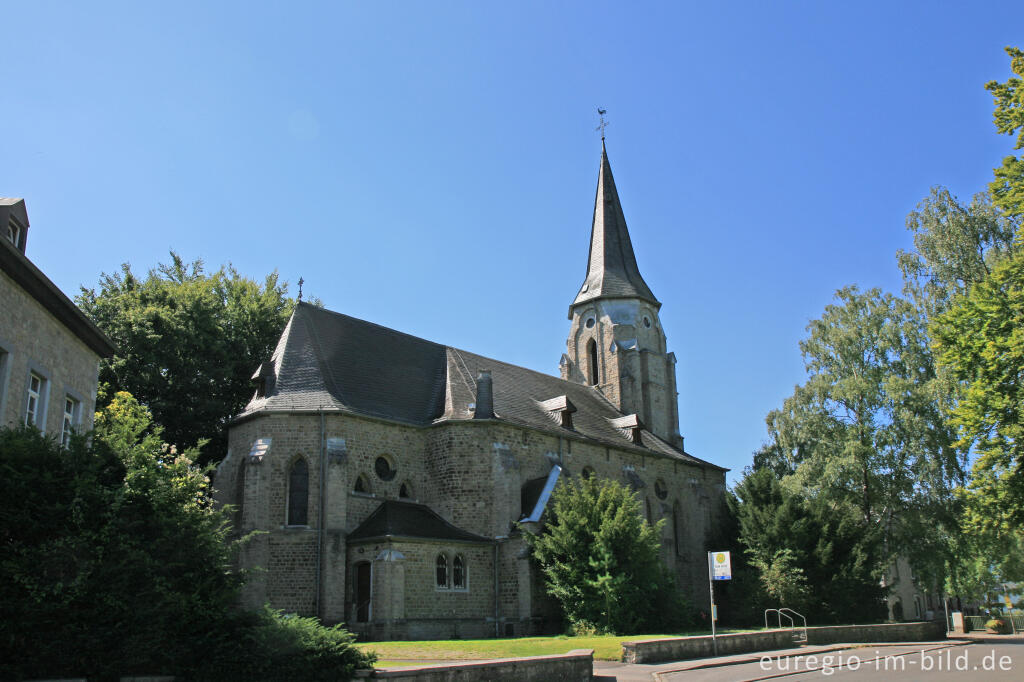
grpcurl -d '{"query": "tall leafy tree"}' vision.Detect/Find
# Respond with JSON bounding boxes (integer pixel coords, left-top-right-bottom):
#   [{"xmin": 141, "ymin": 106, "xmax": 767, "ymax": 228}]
[
  {"xmin": 933, "ymin": 252, "xmax": 1024, "ymax": 540},
  {"xmin": 758, "ymin": 286, "xmax": 961, "ymax": 595},
  {"xmin": 986, "ymin": 46, "xmax": 1024, "ymax": 222},
  {"xmin": 773, "ymin": 288, "xmax": 956, "ymax": 527},
  {"xmin": 925, "ymin": 46, "xmax": 1024, "ymax": 586},
  {"xmin": 898, "ymin": 187, "xmax": 1015, "ymax": 320},
  {"xmin": 77, "ymin": 253, "xmax": 293, "ymax": 463}
]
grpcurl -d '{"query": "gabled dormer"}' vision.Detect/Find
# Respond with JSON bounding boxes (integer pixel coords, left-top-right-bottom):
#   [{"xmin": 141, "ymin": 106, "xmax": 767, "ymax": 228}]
[{"xmin": 0, "ymin": 198, "xmax": 29, "ymax": 254}]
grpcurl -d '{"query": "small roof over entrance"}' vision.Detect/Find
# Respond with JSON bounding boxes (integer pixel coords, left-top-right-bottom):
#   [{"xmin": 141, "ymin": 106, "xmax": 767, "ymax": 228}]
[{"xmin": 348, "ymin": 500, "xmax": 492, "ymax": 544}]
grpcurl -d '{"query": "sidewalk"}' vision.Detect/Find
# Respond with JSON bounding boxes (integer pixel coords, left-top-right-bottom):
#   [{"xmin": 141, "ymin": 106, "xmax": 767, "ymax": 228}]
[
  {"xmin": 948, "ymin": 630, "xmax": 1024, "ymax": 642},
  {"xmin": 592, "ymin": 639, "xmax": 972, "ymax": 681}
]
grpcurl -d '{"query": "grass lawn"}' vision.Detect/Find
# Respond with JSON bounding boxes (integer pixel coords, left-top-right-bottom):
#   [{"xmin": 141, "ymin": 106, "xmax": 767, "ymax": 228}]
[{"xmin": 358, "ymin": 629, "xmax": 754, "ymax": 664}]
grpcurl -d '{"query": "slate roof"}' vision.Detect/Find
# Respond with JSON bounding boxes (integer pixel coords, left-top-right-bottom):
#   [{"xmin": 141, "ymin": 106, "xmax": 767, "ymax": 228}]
[
  {"xmin": 347, "ymin": 500, "xmax": 492, "ymax": 543},
  {"xmin": 570, "ymin": 141, "xmax": 660, "ymax": 314},
  {"xmin": 237, "ymin": 303, "xmax": 724, "ymax": 471}
]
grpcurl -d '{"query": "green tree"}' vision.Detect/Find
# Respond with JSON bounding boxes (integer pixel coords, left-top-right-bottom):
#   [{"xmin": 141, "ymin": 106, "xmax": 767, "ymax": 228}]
[
  {"xmin": 986, "ymin": 46, "xmax": 1024, "ymax": 221},
  {"xmin": 932, "ymin": 248, "xmax": 1024, "ymax": 573},
  {"xmin": 756, "ymin": 285, "xmax": 963, "ymax": 601},
  {"xmin": 915, "ymin": 44, "xmax": 1024, "ymax": 590},
  {"xmin": 770, "ymin": 287, "xmax": 958, "ymax": 533},
  {"xmin": 732, "ymin": 467, "xmax": 887, "ymax": 624},
  {"xmin": 522, "ymin": 476, "xmax": 685, "ymax": 634},
  {"xmin": 0, "ymin": 395, "xmax": 373, "ymax": 680},
  {"xmin": 898, "ymin": 187, "xmax": 1015, "ymax": 320},
  {"xmin": 0, "ymin": 395, "xmax": 241, "ymax": 678},
  {"xmin": 77, "ymin": 252, "xmax": 294, "ymax": 463}
]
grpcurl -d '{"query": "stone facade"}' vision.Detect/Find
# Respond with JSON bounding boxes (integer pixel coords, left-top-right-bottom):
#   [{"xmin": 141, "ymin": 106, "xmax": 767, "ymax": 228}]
[
  {"xmin": 215, "ymin": 145, "xmax": 727, "ymax": 640},
  {"xmin": 219, "ymin": 409, "xmax": 726, "ymax": 639},
  {"xmin": 0, "ymin": 198, "xmax": 114, "ymax": 437},
  {"xmin": 883, "ymin": 556, "xmax": 944, "ymax": 621},
  {"xmin": 562, "ymin": 298, "xmax": 681, "ymax": 448}
]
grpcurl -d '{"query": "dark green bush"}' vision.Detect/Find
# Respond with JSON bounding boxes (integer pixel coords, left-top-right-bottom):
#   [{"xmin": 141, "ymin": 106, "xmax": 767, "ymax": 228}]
[
  {"xmin": 0, "ymin": 409, "xmax": 373, "ymax": 680},
  {"xmin": 195, "ymin": 606, "xmax": 376, "ymax": 681}
]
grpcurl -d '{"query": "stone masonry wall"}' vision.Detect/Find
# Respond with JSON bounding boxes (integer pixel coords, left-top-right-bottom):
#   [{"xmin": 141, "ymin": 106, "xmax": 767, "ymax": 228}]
[
  {"xmin": 217, "ymin": 406, "xmax": 726, "ymax": 636},
  {"xmin": 0, "ymin": 270, "xmax": 101, "ymax": 436}
]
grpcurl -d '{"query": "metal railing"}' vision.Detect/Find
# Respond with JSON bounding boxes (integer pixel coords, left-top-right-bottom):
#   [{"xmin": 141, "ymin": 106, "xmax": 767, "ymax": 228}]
[
  {"xmin": 765, "ymin": 608, "xmax": 808, "ymax": 642},
  {"xmin": 964, "ymin": 615, "xmax": 988, "ymax": 631}
]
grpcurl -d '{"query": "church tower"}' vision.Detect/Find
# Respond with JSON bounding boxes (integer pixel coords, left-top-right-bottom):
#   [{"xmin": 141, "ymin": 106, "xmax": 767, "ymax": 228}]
[{"xmin": 560, "ymin": 141, "xmax": 683, "ymax": 449}]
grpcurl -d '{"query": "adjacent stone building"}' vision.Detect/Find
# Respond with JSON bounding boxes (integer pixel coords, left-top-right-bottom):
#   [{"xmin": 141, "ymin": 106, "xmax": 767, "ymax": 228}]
[
  {"xmin": 883, "ymin": 557, "xmax": 945, "ymax": 622},
  {"xmin": 215, "ymin": 143, "xmax": 728, "ymax": 640},
  {"xmin": 0, "ymin": 198, "xmax": 114, "ymax": 439}
]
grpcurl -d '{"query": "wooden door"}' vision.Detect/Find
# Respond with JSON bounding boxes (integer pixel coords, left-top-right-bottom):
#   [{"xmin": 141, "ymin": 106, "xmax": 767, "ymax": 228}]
[{"xmin": 355, "ymin": 562, "xmax": 371, "ymax": 623}]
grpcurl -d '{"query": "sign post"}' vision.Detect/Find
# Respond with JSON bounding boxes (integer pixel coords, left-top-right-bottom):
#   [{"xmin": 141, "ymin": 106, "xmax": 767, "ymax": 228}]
[{"xmin": 708, "ymin": 551, "xmax": 732, "ymax": 656}]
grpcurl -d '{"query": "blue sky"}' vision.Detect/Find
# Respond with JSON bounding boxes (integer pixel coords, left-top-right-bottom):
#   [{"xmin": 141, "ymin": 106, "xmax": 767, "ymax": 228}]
[{"xmin": 3, "ymin": 2, "xmax": 1021, "ymax": 484}]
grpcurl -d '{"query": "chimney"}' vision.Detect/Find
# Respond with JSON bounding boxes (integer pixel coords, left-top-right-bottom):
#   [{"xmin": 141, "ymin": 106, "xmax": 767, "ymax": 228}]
[{"xmin": 474, "ymin": 370, "xmax": 494, "ymax": 419}]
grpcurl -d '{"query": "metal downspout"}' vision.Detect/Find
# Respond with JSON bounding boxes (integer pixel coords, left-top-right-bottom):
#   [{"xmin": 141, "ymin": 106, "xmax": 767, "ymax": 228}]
[
  {"xmin": 315, "ymin": 407, "xmax": 326, "ymax": 619},
  {"xmin": 493, "ymin": 539, "xmax": 500, "ymax": 637}
]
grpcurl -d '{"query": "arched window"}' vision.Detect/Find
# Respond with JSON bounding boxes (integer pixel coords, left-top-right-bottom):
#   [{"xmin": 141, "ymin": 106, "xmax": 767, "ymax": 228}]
[
  {"xmin": 581, "ymin": 466, "xmax": 595, "ymax": 480},
  {"xmin": 654, "ymin": 479, "xmax": 668, "ymax": 500},
  {"xmin": 453, "ymin": 554, "xmax": 466, "ymax": 590},
  {"xmin": 399, "ymin": 482, "xmax": 412, "ymax": 499},
  {"xmin": 645, "ymin": 498, "xmax": 653, "ymax": 523},
  {"xmin": 587, "ymin": 339, "xmax": 599, "ymax": 385},
  {"xmin": 287, "ymin": 458, "xmax": 309, "ymax": 526},
  {"xmin": 354, "ymin": 473, "xmax": 370, "ymax": 494},
  {"xmin": 436, "ymin": 554, "xmax": 449, "ymax": 589}
]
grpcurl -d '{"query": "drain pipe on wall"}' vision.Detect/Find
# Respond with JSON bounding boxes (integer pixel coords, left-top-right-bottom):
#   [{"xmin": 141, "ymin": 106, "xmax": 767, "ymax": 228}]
[
  {"xmin": 493, "ymin": 538, "xmax": 502, "ymax": 638},
  {"xmin": 315, "ymin": 407, "xmax": 327, "ymax": 620}
]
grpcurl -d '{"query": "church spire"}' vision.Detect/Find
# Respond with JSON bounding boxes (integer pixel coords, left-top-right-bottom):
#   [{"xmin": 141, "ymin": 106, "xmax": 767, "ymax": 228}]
[{"xmin": 570, "ymin": 142, "xmax": 660, "ymax": 317}]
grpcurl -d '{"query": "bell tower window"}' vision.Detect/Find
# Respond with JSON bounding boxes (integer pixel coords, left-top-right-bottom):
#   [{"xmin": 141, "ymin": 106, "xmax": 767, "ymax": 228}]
[{"xmin": 587, "ymin": 339, "xmax": 598, "ymax": 386}]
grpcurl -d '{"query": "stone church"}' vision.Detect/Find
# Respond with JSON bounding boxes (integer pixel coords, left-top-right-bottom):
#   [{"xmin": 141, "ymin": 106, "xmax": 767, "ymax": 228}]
[{"xmin": 215, "ymin": 142, "xmax": 727, "ymax": 640}]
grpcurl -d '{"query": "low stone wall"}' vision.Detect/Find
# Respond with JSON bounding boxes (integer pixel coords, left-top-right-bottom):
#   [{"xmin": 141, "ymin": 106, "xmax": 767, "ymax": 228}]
[
  {"xmin": 622, "ymin": 630, "xmax": 798, "ymax": 664},
  {"xmin": 360, "ymin": 649, "xmax": 593, "ymax": 681},
  {"xmin": 621, "ymin": 622, "xmax": 947, "ymax": 664},
  {"xmin": 806, "ymin": 621, "xmax": 946, "ymax": 644}
]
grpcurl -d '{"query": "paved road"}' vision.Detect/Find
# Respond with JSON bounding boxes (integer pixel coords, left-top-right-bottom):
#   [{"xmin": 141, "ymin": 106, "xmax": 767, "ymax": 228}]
[{"xmin": 655, "ymin": 641, "xmax": 1023, "ymax": 682}]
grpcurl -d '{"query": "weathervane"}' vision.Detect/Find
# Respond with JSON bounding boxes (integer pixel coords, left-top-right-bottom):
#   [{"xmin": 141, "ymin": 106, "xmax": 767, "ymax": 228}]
[
  {"xmin": 596, "ymin": 107, "xmax": 608, "ymax": 140},
  {"xmin": 297, "ymin": 277, "xmax": 304, "ymax": 302}
]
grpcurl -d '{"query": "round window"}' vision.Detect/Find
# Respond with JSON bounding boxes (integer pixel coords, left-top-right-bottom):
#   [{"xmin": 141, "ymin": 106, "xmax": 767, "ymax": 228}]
[
  {"xmin": 655, "ymin": 479, "xmax": 668, "ymax": 500},
  {"xmin": 585, "ymin": 317, "xmax": 596, "ymax": 329},
  {"xmin": 643, "ymin": 316, "xmax": 652, "ymax": 328},
  {"xmin": 375, "ymin": 456, "xmax": 396, "ymax": 481}
]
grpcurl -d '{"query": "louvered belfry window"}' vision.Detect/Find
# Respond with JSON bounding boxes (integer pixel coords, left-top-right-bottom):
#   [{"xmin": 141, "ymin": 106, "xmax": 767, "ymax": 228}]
[
  {"xmin": 587, "ymin": 339, "xmax": 599, "ymax": 385},
  {"xmin": 287, "ymin": 459, "xmax": 309, "ymax": 526}
]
